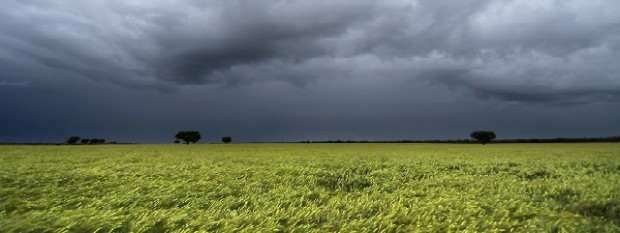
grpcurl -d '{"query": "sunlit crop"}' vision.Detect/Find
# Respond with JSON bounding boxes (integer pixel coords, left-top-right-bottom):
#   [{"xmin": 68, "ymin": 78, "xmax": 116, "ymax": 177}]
[{"xmin": 1, "ymin": 143, "xmax": 619, "ymax": 232}]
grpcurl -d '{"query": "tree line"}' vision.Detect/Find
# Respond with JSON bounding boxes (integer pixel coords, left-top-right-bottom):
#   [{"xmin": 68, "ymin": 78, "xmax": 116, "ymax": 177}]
[
  {"xmin": 296, "ymin": 131, "xmax": 496, "ymax": 145},
  {"xmin": 65, "ymin": 136, "xmax": 106, "ymax": 144},
  {"xmin": 173, "ymin": 131, "xmax": 233, "ymax": 145},
  {"xmin": 65, "ymin": 130, "xmax": 619, "ymax": 145},
  {"xmin": 173, "ymin": 130, "xmax": 620, "ymax": 145},
  {"xmin": 298, "ymin": 132, "xmax": 620, "ymax": 144}
]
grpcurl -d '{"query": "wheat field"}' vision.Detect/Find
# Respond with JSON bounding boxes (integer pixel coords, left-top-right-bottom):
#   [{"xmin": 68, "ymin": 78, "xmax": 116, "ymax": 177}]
[{"xmin": 1, "ymin": 143, "xmax": 619, "ymax": 232}]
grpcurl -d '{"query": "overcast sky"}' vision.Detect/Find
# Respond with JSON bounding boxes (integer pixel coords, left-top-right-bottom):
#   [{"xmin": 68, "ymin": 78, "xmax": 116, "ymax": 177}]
[{"xmin": 1, "ymin": 0, "xmax": 619, "ymax": 143}]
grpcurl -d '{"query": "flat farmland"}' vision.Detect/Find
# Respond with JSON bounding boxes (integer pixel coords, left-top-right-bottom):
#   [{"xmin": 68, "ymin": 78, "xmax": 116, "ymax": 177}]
[{"xmin": 1, "ymin": 143, "xmax": 619, "ymax": 232}]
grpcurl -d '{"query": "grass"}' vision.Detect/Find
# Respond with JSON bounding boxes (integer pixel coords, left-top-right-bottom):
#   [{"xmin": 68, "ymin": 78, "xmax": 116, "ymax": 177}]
[{"xmin": 1, "ymin": 143, "xmax": 619, "ymax": 232}]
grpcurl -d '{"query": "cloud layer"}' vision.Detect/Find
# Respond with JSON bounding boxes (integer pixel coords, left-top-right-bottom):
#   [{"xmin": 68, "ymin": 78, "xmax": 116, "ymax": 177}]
[{"xmin": 1, "ymin": 0, "xmax": 620, "ymax": 103}]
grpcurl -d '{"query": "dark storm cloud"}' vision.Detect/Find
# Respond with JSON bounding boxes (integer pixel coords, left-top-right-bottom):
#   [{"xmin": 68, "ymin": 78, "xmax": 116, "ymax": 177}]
[
  {"xmin": 1, "ymin": 0, "xmax": 620, "ymax": 103},
  {"xmin": 0, "ymin": 80, "xmax": 29, "ymax": 87}
]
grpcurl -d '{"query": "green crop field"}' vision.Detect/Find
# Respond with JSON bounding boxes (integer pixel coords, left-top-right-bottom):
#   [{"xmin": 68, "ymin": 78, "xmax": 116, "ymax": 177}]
[{"xmin": 1, "ymin": 143, "xmax": 619, "ymax": 232}]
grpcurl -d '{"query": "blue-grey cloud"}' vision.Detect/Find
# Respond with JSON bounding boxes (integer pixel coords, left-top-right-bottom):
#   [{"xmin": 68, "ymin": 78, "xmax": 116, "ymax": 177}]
[{"xmin": 1, "ymin": 0, "xmax": 619, "ymax": 104}]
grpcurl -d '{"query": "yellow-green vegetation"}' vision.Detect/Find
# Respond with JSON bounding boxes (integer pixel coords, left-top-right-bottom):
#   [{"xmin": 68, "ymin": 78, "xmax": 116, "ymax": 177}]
[{"xmin": 1, "ymin": 143, "xmax": 619, "ymax": 232}]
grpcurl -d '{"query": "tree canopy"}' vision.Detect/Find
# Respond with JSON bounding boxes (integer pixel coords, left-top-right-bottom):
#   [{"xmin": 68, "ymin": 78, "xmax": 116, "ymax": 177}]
[
  {"xmin": 175, "ymin": 131, "xmax": 201, "ymax": 145},
  {"xmin": 470, "ymin": 131, "xmax": 496, "ymax": 145}
]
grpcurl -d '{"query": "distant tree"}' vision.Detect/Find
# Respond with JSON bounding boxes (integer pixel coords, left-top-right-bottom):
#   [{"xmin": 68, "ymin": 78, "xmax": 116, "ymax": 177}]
[
  {"xmin": 66, "ymin": 136, "xmax": 80, "ymax": 144},
  {"xmin": 174, "ymin": 140, "xmax": 180, "ymax": 144},
  {"xmin": 470, "ymin": 131, "xmax": 496, "ymax": 145},
  {"xmin": 175, "ymin": 131, "xmax": 201, "ymax": 145},
  {"xmin": 81, "ymin": 139, "xmax": 90, "ymax": 144},
  {"xmin": 89, "ymin": 139, "xmax": 106, "ymax": 144},
  {"xmin": 222, "ymin": 136, "xmax": 232, "ymax": 144}
]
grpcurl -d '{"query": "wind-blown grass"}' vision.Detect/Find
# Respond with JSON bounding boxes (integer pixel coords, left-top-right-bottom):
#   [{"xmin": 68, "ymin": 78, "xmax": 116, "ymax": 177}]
[{"xmin": 1, "ymin": 143, "xmax": 619, "ymax": 232}]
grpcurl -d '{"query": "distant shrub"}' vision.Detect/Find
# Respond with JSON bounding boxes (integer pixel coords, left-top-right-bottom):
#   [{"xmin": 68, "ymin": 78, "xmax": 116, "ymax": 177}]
[
  {"xmin": 89, "ymin": 139, "xmax": 106, "ymax": 144},
  {"xmin": 66, "ymin": 136, "xmax": 80, "ymax": 144}
]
